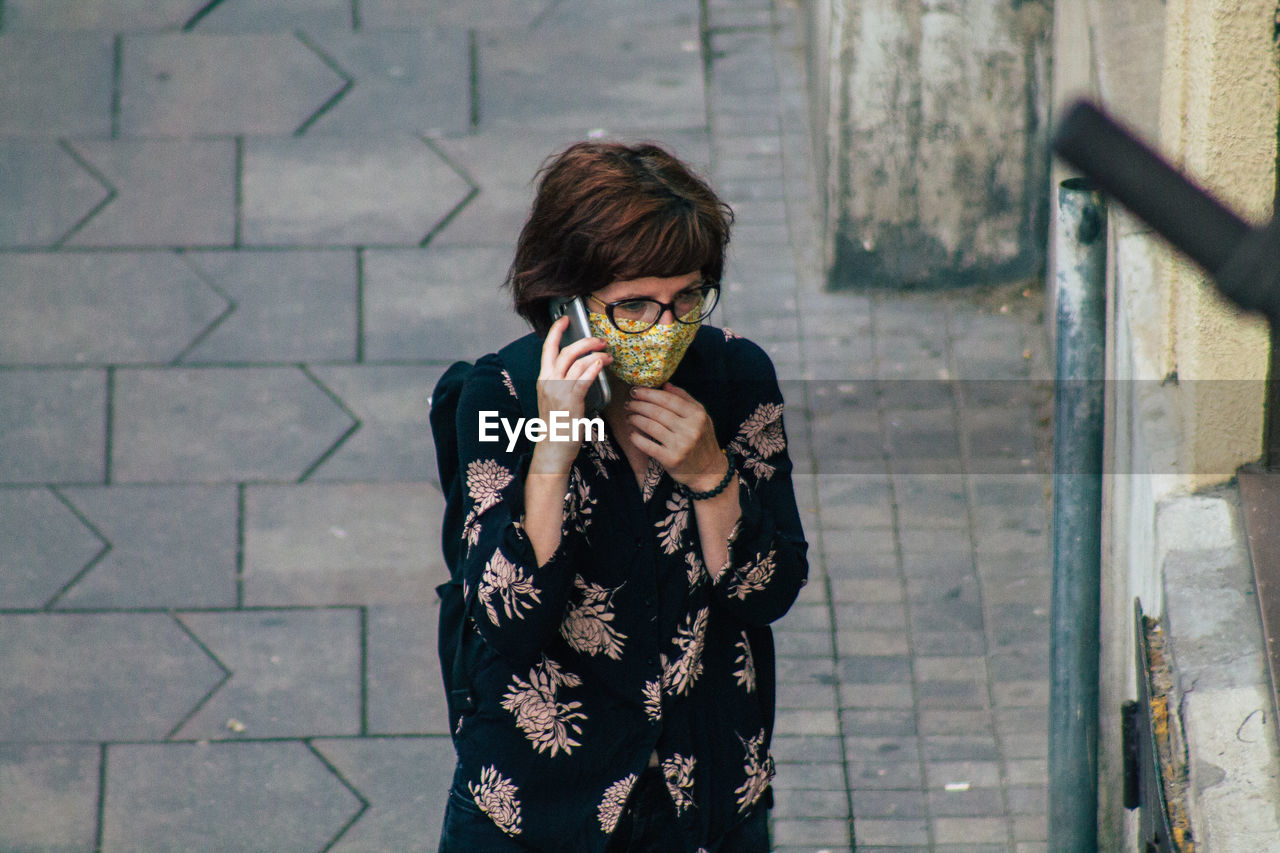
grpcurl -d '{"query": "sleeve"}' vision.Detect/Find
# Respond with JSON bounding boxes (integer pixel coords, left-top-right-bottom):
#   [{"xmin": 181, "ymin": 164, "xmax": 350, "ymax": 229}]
[
  {"xmin": 453, "ymin": 353, "xmax": 587, "ymax": 668},
  {"xmin": 707, "ymin": 339, "xmax": 810, "ymax": 625}
]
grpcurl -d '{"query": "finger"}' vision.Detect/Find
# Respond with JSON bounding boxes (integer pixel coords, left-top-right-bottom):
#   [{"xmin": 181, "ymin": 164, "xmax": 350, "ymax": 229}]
[
  {"xmin": 632, "ymin": 385, "xmax": 695, "ymax": 417},
  {"xmin": 541, "ymin": 315, "xmax": 570, "ymax": 377},
  {"xmin": 628, "ymin": 428, "xmax": 668, "ymax": 462},
  {"xmin": 573, "ymin": 357, "xmax": 608, "ymax": 397},
  {"xmin": 554, "ymin": 335, "xmax": 607, "ymax": 377},
  {"xmin": 663, "ymin": 382, "xmax": 696, "ymax": 402},
  {"xmin": 564, "ymin": 351, "xmax": 611, "ymax": 383},
  {"xmin": 625, "ymin": 398, "xmax": 681, "ymax": 430},
  {"xmin": 628, "ymin": 412, "xmax": 677, "ymax": 445}
]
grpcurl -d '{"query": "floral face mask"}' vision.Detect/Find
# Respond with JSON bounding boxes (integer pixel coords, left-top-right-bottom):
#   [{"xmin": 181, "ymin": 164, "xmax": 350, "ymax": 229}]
[{"xmin": 588, "ymin": 312, "xmax": 700, "ymax": 387}]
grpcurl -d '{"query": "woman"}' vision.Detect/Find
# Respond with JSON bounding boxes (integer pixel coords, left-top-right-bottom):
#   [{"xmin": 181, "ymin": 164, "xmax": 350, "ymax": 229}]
[{"xmin": 438, "ymin": 141, "xmax": 808, "ymax": 852}]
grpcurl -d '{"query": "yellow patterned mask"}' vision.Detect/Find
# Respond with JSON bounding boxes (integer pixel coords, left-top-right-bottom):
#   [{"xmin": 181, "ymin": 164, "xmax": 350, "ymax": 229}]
[{"xmin": 588, "ymin": 313, "xmax": 700, "ymax": 387}]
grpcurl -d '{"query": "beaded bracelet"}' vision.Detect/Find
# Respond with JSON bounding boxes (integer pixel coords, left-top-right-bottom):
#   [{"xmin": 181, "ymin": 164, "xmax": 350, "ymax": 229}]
[{"xmin": 675, "ymin": 450, "xmax": 737, "ymax": 500}]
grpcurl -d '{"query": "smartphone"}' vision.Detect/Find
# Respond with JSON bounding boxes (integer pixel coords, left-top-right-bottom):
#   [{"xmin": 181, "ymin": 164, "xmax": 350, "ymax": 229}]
[{"xmin": 549, "ymin": 296, "xmax": 612, "ymax": 414}]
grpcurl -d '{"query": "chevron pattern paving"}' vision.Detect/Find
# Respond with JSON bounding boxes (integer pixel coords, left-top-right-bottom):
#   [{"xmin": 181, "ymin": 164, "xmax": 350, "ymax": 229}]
[{"xmin": 0, "ymin": 0, "xmax": 1053, "ymax": 850}]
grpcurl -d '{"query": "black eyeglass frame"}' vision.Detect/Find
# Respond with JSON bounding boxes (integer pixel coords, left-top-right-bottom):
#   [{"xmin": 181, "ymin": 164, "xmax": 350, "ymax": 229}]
[{"xmin": 587, "ymin": 284, "xmax": 721, "ymax": 335}]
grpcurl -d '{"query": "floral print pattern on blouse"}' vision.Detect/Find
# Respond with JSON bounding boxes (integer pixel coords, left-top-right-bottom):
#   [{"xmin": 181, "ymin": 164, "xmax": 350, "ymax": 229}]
[{"xmin": 444, "ymin": 326, "xmax": 808, "ymax": 853}]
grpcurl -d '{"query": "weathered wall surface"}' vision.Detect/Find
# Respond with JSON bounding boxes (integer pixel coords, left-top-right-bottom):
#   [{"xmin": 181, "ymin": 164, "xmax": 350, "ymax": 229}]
[{"xmin": 811, "ymin": 0, "xmax": 1053, "ymax": 289}]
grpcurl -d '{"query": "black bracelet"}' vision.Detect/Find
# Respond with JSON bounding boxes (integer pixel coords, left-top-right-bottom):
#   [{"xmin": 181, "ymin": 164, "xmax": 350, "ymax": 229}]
[{"xmin": 676, "ymin": 450, "xmax": 737, "ymax": 500}]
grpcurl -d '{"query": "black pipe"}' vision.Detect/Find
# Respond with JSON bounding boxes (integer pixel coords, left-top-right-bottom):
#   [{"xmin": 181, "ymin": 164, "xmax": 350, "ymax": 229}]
[{"xmin": 1053, "ymin": 100, "xmax": 1280, "ymax": 323}]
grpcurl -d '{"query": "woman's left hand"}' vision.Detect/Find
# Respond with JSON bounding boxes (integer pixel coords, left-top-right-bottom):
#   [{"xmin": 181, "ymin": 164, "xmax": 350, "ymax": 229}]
[{"xmin": 625, "ymin": 383, "xmax": 728, "ymax": 491}]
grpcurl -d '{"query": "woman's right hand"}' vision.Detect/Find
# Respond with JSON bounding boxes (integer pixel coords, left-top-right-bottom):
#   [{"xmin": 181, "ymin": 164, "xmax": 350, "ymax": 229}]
[{"xmin": 532, "ymin": 315, "xmax": 612, "ymax": 471}]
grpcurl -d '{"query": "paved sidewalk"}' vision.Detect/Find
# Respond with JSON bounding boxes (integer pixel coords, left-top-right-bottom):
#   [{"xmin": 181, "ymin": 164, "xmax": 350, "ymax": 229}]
[{"xmin": 0, "ymin": 1, "xmax": 1051, "ymax": 850}]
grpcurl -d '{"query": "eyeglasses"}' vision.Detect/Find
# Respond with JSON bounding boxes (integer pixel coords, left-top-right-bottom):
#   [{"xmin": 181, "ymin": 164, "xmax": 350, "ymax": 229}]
[{"xmin": 588, "ymin": 284, "xmax": 720, "ymax": 334}]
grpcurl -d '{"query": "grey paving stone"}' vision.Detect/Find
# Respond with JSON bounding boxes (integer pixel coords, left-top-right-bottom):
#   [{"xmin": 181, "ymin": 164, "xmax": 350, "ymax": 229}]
[
  {"xmin": 847, "ymin": 759, "xmax": 922, "ymax": 790},
  {"xmin": 1006, "ymin": 784, "xmax": 1047, "ymax": 815},
  {"xmin": 850, "ymin": 788, "xmax": 927, "ymax": 819},
  {"xmin": 830, "ymin": 578, "xmax": 902, "ymax": 605},
  {"xmin": 0, "ymin": 489, "xmax": 104, "ymax": 609},
  {"xmin": 928, "ymin": 785, "xmax": 1005, "ymax": 817},
  {"xmin": 537, "ymin": 0, "xmax": 697, "ymax": 28},
  {"xmin": 315, "ymin": 736, "xmax": 456, "ymax": 851},
  {"xmin": 478, "ymin": 23, "xmax": 704, "ymax": 133},
  {"xmin": 0, "ymin": 35, "xmax": 112, "ymax": 136},
  {"xmin": 987, "ymin": 647, "xmax": 1050, "ymax": 682},
  {"xmin": 834, "ymin": 602, "xmax": 907, "ymax": 632},
  {"xmin": 918, "ymin": 710, "xmax": 992, "ymax": 736},
  {"xmin": 299, "ymin": 29, "xmax": 470, "ymax": 136},
  {"xmin": 0, "ymin": 370, "xmax": 105, "ymax": 485},
  {"xmin": 774, "ymin": 655, "xmax": 837, "ymax": 685},
  {"xmin": 912, "ymin": 630, "xmax": 987, "ymax": 657},
  {"xmin": 771, "ymin": 818, "xmax": 852, "ymax": 846},
  {"xmin": 776, "ymin": 708, "xmax": 840, "ymax": 736},
  {"xmin": 112, "ymin": 367, "xmax": 356, "ymax": 483},
  {"xmin": 0, "ymin": 744, "xmax": 100, "ymax": 852},
  {"xmin": 912, "ymin": 656, "xmax": 987, "ymax": 683},
  {"xmin": 357, "ymin": 0, "xmax": 548, "ymax": 30},
  {"xmin": 838, "ymin": 655, "xmax": 912, "ymax": 686},
  {"xmin": 878, "ymin": 378, "xmax": 957, "ymax": 410},
  {"xmin": 772, "ymin": 761, "xmax": 847, "ymax": 792},
  {"xmin": 908, "ymin": 597, "xmax": 984, "ymax": 634},
  {"xmin": 932, "ymin": 817, "xmax": 1010, "ymax": 845},
  {"xmin": 306, "ymin": 365, "xmax": 443, "ymax": 482},
  {"xmin": 924, "ymin": 760, "xmax": 1002, "ymax": 789},
  {"xmin": 120, "ymin": 33, "xmax": 347, "ymax": 136},
  {"xmin": 242, "ymin": 137, "xmax": 472, "ymax": 246},
  {"xmin": 840, "ymin": 709, "xmax": 917, "ymax": 737},
  {"xmin": 101, "ymin": 741, "xmax": 363, "ymax": 851},
  {"xmin": 0, "ymin": 253, "xmax": 228, "ymax": 365},
  {"xmin": 173, "ymin": 609, "xmax": 361, "ymax": 739},
  {"xmin": 190, "ymin": 0, "xmax": 353, "ymax": 31},
  {"xmin": 0, "ymin": 142, "xmax": 109, "ymax": 248},
  {"xmin": 920, "ymin": 735, "xmax": 999, "ymax": 762},
  {"xmin": 852, "ymin": 818, "xmax": 929, "ymax": 846},
  {"xmin": 774, "ymin": 629, "xmax": 834, "ymax": 658},
  {"xmin": 772, "ymin": 735, "xmax": 844, "ymax": 765},
  {"xmin": 900, "ymin": 549, "xmax": 974, "ymax": 580},
  {"xmin": 771, "ymin": 787, "xmax": 850, "ymax": 820},
  {"xmin": 183, "ymin": 250, "xmax": 357, "ymax": 363},
  {"xmin": 427, "ymin": 130, "xmax": 577, "ymax": 251},
  {"xmin": 1005, "ymin": 758, "xmax": 1047, "ymax": 786},
  {"xmin": 1, "ymin": 0, "xmax": 207, "ymax": 30},
  {"xmin": 835, "ymin": 631, "xmax": 909, "ymax": 659},
  {"xmin": 0, "ymin": 613, "xmax": 225, "ymax": 741},
  {"xmin": 362, "ymin": 247, "xmax": 529, "ymax": 362},
  {"xmin": 55, "ymin": 485, "xmax": 237, "ymax": 609},
  {"xmin": 244, "ymin": 483, "xmax": 445, "ymax": 606},
  {"xmin": 366, "ymin": 604, "xmax": 449, "ymax": 735},
  {"xmin": 844, "ymin": 735, "xmax": 918, "ymax": 763},
  {"xmin": 67, "ymin": 139, "xmax": 237, "ymax": 247},
  {"xmin": 915, "ymin": 678, "xmax": 988, "ymax": 711},
  {"xmin": 777, "ymin": 682, "xmax": 838, "ymax": 710}
]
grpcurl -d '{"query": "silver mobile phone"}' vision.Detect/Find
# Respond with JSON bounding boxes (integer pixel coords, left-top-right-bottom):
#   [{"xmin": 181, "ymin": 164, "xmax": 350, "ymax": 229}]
[{"xmin": 549, "ymin": 296, "xmax": 612, "ymax": 414}]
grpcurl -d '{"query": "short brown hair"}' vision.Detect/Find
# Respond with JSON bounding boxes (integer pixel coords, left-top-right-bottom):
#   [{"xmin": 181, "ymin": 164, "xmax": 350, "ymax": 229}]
[{"xmin": 506, "ymin": 141, "xmax": 734, "ymax": 335}]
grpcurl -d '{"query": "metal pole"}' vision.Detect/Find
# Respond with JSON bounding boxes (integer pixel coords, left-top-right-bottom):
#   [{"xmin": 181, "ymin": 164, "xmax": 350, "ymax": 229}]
[{"xmin": 1048, "ymin": 177, "xmax": 1107, "ymax": 852}]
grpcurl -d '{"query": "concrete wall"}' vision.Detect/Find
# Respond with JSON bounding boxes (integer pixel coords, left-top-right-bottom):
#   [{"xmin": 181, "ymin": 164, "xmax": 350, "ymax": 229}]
[
  {"xmin": 809, "ymin": 0, "xmax": 1052, "ymax": 289},
  {"xmin": 1055, "ymin": 0, "xmax": 1279, "ymax": 848}
]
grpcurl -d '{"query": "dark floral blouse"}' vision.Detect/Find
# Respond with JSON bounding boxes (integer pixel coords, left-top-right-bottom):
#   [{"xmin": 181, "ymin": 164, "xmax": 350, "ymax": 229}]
[{"xmin": 446, "ymin": 325, "xmax": 809, "ymax": 852}]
